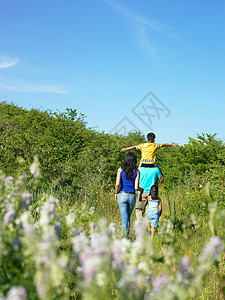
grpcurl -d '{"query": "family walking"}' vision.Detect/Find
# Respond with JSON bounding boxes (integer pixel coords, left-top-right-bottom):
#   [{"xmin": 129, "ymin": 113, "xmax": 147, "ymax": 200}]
[{"xmin": 115, "ymin": 132, "xmax": 178, "ymax": 238}]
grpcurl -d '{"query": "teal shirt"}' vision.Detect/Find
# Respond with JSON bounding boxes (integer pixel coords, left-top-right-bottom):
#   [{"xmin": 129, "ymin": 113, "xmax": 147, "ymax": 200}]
[{"xmin": 138, "ymin": 167, "xmax": 162, "ymax": 193}]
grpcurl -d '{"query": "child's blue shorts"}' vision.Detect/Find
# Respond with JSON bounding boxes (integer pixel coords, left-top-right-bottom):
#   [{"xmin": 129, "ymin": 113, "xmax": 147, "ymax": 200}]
[{"xmin": 146, "ymin": 209, "xmax": 160, "ymax": 227}]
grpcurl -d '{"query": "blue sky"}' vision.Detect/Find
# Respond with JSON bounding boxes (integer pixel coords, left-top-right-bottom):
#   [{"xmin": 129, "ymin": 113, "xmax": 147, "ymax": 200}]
[{"xmin": 0, "ymin": 0, "xmax": 224, "ymax": 145}]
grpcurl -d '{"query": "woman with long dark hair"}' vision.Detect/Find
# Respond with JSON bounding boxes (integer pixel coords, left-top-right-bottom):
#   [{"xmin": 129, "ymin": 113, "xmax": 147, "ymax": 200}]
[{"xmin": 115, "ymin": 152, "xmax": 143, "ymax": 236}]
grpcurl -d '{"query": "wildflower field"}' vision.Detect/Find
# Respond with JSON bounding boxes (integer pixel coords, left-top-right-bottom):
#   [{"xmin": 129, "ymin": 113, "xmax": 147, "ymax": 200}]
[
  {"xmin": 0, "ymin": 103, "xmax": 224, "ymax": 299},
  {"xmin": 0, "ymin": 157, "xmax": 224, "ymax": 300}
]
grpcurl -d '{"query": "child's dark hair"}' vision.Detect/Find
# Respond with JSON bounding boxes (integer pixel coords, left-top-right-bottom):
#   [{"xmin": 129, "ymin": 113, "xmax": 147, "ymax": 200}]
[
  {"xmin": 147, "ymin": 132, "xmax": 156, "ymax": 141},
  {"xmin": 150, "ymin": 185, "xmax": 158, "ymax": 200},
  {"xmin": 121, "ymin": 152, "xmax": 137, "ymax": 180}
]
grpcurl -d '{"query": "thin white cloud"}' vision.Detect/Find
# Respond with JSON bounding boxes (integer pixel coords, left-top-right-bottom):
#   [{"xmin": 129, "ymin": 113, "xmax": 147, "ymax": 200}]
[
  {"xmin": 0, "ymin": 55, "xmax": 19, "ymax": 69},
  {"xmin": 0, "ymin": 80, "xmax": 67, "ymax": 94},
  {"xmin": 102, "ymin": 0, "xmax": 172, "ymax": 56},
  {"xmin": 103, "ymin": 0, "xmax": 169, "ymax": 32},
  {"xmin": 193, "ymin": 103, "xmax": 225, "ymax": 109},
  {"xmin": 135, "ymin": 25, "xmax": 156, "ymax": 56}
]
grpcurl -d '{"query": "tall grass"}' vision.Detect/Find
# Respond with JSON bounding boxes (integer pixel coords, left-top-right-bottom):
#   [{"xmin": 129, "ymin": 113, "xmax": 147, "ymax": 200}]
[{"xmin": 0, "ymin": 162, "xmax": 224, "ymax": 299}]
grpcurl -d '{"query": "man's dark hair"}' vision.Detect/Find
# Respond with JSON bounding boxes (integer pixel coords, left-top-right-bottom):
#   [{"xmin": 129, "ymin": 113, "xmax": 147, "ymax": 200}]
[{"xmin": 147, "ymin": 132, "xmax": 156, "ymax": 141}]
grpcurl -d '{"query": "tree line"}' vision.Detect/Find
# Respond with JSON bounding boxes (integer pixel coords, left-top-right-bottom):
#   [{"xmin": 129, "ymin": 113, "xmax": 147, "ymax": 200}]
[{"xmin": 0, "ymin": 101, "xmax": 224, "ymax": 201}]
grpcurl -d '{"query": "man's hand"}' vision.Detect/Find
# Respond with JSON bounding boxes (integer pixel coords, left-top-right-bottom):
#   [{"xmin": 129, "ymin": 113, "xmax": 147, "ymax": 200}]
[
  {"xmin": 173, "ymin": 143, "xmax": 179, "ymax": 147},
  {"xmin": 115, "ymin": 194, "xmax": 118, "ymax": 201},
  {"xmin": 120, "ymin": 148, "xmax": 127, "ymax": 152}
]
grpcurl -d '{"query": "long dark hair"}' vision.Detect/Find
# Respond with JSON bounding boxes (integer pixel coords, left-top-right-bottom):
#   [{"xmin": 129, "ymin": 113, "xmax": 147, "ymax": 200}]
[
  {"xmin": 150, "ymin": 185, "xmax": 158, "ymax": 200},
  {"xmin": 121, "ymin": 152, "xmax": 137, "ymax": 180}
]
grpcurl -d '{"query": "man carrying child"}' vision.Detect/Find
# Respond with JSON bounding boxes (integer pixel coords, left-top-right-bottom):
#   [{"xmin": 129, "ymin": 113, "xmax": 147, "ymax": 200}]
[{"xmin": 121, "ymin": 132, "xmax": 178, "ymax": 219}]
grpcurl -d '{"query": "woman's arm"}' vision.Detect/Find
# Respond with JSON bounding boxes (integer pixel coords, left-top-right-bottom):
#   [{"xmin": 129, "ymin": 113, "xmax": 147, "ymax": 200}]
[
  {"xmin": 158, "ymin": 198, "xmax": 162, "ymax": 216},
  {"xmin": 135, "ymin": 170, "xmax": 144, "ymax": 193},
  {"xmin": 115, "ymin": 168, "xmax": 122, "ymax": 201}
]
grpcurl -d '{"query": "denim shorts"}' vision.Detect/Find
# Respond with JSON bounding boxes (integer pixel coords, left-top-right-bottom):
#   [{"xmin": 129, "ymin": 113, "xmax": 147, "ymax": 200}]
[{"xmin": 146, "ymin": 209, "xmax": 160, "ymax": 227}]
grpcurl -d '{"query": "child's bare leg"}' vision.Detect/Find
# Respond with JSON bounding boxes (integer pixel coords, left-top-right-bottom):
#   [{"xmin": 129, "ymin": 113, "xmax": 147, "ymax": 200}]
[
  {"xmin": 147, "ymin": 222, "xmax": 151, "ymax": 233},
  {"xmin": 151, "ymin": 227, "xmax": 156, "ymax": 238}
]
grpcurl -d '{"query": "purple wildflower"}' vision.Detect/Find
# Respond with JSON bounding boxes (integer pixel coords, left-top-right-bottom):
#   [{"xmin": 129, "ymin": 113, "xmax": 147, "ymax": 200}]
[
  {"xmin": 21, "ymin": 192, "xmax": 31, "ymax": 208},
  {"xmin": 72, "ymin": 226, "xmax": 83, "ymax": 236},
  {"xmin": 7, "ymin": 286, "xmax": 27, "ymax": 300},
  {"xmin": 73, "ymin": 233, "xmax": 88, "ymax": 254},
  {"xmin": 111, "ymin": 238, "xmax": 130, "ymax": 269},
  {"xmin": 30, "ymin": 158, "xmax": 40, "ymax": 178},
  {"xmin": 151, "ymin": 274, "xmax": 169, "ymax": 292},
  {"xmin": 89, "ymin": 206, "xmax": 95, "ymax": 216},
  {"xmin": 176, "ymin": 256, "xmax": 192, "ymax": 285},
  {"xmin": 123, "ymin": 266, "xmax": 147, "ymax": 291},
  {"xmin": 58, "ymin": 257, "xmax": 67, "ymax": 268},
  {"xmin": 23, "ymin": 224, "xmax": 35, "ymax": 235},
  {"xmin": 48, "ymin": 196, "xmax": 57, "ymax": 205},
  {"xmin": 79, "ymin": 247, "xmax": 92, "ymax": 264},
  {"xmin": 39, "ymin": 198, "xmax": 57, "ymax": 226},
  {"xmin": 79, "ymin": 256, "xmax": 101, "ymax": 283},
  {"xmin": 89, "ymin": 222, "xmax": 97, "ymax": 232},
  {"xmin": 203, "ymin": 236, "xmax": 223, "ymax": 260},
  {"xmin": 4, "ymin": 206, "xmax": 16, "ymax": 224},
  {"xmin": 46, "ymin": 198, "xmax": 57, "ymax": 220},
  {"xmin": 40, "ymin": 255, "xmax": 49, "ymax": 266},
  {"xmin": 47, "ymin": 204, "xmax": 56, "ymax": 221},
  {"xmin": 133, "ymin": 219, "xmax": 148, "ymax": 237},
  {"xmin": 5, "ymin": 175, "xmax": 13, "ymax": 185},
  {"xmin": 13, "ymin": 237, "xmax": 22, "ymax": 251},
  {"xmin": 66, "ymin": 212, "xmax": 76, "ymax": 226},
  {"xmin": 54, "ymin": 221, "xmax": 62, "ymax": 235},
  {"xmin": 90, "ymin": 232, "xmax": 109, "ymax": 255},
  {"xmin": 178, "ymin": 256, "xmax": 191, "ymax": 278},
  {"xmin": 111, "ymin": 239, "xmax": 124, "ymax": 269},
  {"xmin": 36, "ymin": 284, "xmax": 45, "ymax": 297},
  {"xmin": 108, "ymin": 223, "xmax": 117, "ymax": 235}
]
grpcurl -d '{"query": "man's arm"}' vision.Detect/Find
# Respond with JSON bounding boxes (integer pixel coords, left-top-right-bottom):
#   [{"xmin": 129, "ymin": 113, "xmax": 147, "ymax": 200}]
[
  {"xmin": 135, "ymin": 170, "xmax": 144, "ymax": 193},
  {"xmin": 161, "ymin": 143, "xmax": 178, "ymax": 147},
  {"xmin": 157, "ymin": 166, "xmax": 164, "ymax": 183},
  {"xmin": 120, "ymin": 145, "xmax": 136, "ymax": 152}
]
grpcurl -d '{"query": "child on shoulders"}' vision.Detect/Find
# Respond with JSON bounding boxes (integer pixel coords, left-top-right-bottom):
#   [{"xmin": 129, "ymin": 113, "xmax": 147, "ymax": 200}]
[{"xmin": 121, "ymin": 132, "xmax": 178, "ymax": 167}]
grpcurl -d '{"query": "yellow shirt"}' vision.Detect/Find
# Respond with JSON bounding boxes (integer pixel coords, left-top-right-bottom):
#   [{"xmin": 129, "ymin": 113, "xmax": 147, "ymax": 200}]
[{"xmin": 136, "ymin": 142, "xmax": 162, "ymax": 164}]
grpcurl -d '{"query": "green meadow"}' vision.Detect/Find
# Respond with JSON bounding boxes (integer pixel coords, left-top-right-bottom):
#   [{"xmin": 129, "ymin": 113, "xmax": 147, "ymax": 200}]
[{"xmin": 0, "ymin": 102, "xmax": 224, "ymax": 299}]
